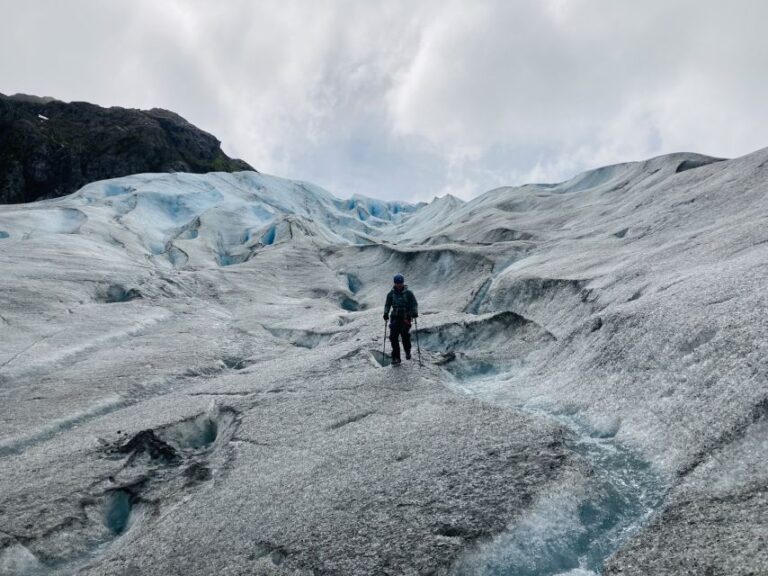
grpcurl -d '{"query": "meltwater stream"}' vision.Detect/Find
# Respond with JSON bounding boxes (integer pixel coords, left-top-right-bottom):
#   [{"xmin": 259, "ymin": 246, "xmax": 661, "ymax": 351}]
[{"xmin": 446, "ymin": 370, "xmax": 666, "ymax": 576}]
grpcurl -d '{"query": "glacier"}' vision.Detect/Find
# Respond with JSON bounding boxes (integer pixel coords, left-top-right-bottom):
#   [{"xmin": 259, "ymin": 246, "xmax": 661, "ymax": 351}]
[{"xmin": 1, "ymin": 149, "xmax": 767, "ymax": 575}]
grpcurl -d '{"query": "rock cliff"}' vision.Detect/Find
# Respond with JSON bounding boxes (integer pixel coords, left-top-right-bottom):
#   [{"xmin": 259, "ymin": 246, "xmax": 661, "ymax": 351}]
[{"xmin": 0, "ymin": 93, "xmax": 254, "ymax": 204}]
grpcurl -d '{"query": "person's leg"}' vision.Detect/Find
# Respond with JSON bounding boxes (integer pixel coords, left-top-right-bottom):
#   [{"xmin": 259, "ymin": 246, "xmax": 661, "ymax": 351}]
[
  {"xmin": 389, "ymin": 321, "xmax": 401, "ymax": 362},
  {"xmin": 402, "ymin": 323, "xmax": 412, "ymax": 359}
]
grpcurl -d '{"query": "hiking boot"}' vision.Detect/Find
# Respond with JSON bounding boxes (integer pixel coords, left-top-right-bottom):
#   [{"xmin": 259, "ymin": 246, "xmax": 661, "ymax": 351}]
[
  {"xmin": 405, "ymin": 351, "xmax": 411, "ymax": 360},
  {"xmin": 391, "ymin": 357, "xmax": 402, "ymax": 365}
]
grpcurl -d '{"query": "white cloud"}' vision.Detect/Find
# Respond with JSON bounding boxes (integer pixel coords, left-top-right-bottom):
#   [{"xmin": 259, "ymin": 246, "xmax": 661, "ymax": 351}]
[{"xmin": 1, "ymin": 1, "xmax": 767, "ymax": 201}]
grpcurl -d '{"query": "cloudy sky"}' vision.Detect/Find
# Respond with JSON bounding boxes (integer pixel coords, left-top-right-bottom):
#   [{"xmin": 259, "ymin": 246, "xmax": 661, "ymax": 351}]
[{"xmin": 2, "ymin": 1, "xmax": 767, "ymax": 201}]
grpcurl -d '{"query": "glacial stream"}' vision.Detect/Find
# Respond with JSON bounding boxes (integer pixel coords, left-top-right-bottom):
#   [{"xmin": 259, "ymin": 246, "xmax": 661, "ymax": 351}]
[{"xmin": 445, "ymin": 368, "xmax": 667, "ymax": 576}]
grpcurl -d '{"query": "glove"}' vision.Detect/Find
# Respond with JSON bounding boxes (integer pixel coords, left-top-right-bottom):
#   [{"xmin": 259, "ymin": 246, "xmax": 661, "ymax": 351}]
[
  {"xmin": 383, "ymin": 314, "xmax": 389, "ymax": 321},
  {"xmin": 413, "ymin": 313, "xmax": 418, "ymax": 318}
]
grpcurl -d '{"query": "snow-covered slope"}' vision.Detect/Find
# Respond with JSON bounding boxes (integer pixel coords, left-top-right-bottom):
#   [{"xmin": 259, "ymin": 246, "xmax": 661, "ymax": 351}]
[
  {"xmin": 393, "ymin": 152, "xmax": 726, "ymax": 246},
  {"xmin": 1, "ymin": 149, "xmax": 767, "ymax": 576},
  {"xmin": 385, "ymin": 193, "xmax": 465, "ymax": 244}
]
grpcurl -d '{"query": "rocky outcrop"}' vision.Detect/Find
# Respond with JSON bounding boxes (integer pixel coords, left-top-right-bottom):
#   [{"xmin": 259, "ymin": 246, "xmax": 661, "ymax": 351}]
[{"xmin": 0, "ymin": 93, "xmax": 254, "ymax": 204}]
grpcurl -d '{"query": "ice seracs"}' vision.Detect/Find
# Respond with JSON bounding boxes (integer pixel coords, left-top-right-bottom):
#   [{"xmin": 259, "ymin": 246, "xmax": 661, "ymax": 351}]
[{"xmin": 0, "ymin": 171, "xmax": 417, "ymax": 269}]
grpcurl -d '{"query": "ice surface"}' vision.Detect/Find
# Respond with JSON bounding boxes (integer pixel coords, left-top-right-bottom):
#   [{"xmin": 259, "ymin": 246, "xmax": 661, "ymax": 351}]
[
  {"xmin": 2, "ymin": 149, "xmax": 768, "ymax": 574},
  {"xmin": 0, "ymin": 206, "xmax": 87, "ymax": 237},
  {"xmin": 443, "ymin": 364, "xmax": 664, "ymax": 576},
  {"xmin": 0, "ymin": 544, "xmax": 43, "ymax": 574}
]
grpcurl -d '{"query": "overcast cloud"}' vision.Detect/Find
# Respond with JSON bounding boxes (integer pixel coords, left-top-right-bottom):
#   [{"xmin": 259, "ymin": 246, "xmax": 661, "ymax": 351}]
[{"xmin": 2, "ymin": 1, "xmax": 767, "ymax": 201}]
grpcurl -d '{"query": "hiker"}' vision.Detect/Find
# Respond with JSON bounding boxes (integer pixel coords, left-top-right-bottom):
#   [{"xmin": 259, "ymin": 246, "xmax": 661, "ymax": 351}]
[{"xmin": 383, "ymin": 274, "xmax": 418, "ymax": 365}]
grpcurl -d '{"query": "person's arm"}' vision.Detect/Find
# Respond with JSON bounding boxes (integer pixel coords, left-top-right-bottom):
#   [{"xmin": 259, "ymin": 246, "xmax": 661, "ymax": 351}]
[{"xmin": 384, "ymin": 291, "xmax": 392, "ymax": 319}]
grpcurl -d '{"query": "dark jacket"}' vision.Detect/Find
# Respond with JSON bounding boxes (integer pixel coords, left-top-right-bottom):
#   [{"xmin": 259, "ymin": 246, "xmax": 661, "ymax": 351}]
[{"xmin": 384, "ymin": 285, "xmax": 418, "ymax": 318}]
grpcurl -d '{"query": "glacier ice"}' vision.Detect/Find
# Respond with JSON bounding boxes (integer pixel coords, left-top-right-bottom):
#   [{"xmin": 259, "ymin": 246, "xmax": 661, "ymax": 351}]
[{"xmin": 1, "ymin": 149, "xmax": 767, "ymax": 574}]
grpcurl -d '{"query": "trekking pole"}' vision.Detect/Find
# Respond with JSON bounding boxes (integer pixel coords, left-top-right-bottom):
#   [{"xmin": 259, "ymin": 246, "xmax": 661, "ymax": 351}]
[
  {"xmin": 382, "ymin": 319, "xmax": 388, "ymax": 358},
  {"xmin": 415, "ymin": 318, "xmax": 423, "ymax": 367}
]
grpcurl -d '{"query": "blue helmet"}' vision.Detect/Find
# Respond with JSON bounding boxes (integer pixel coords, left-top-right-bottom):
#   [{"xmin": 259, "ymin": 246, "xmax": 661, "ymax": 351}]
[{"xmin": 393, "ymin": 274, "xmax": 405, "ymax": 284}]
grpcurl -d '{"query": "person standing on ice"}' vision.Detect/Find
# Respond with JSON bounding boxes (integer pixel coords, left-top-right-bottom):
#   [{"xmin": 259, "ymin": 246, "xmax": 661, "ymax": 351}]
[{"xmin": 383, "ymin": 274, "xmax": 418, "ymax": 365}]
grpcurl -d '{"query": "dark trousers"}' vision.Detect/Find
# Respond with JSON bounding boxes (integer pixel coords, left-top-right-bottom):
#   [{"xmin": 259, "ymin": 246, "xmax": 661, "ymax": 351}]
[{"xmin": 389, "ymin": 317, "xmax": 411, "ymax": 360}]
